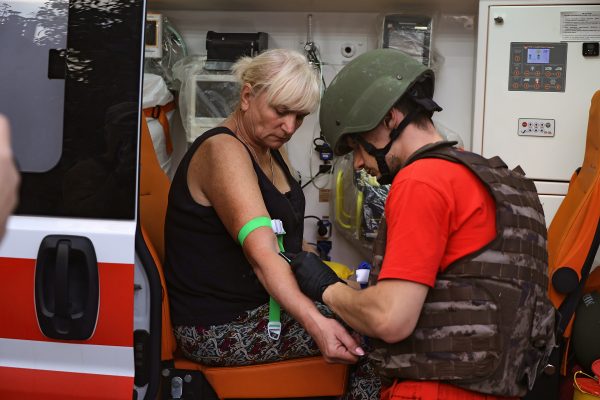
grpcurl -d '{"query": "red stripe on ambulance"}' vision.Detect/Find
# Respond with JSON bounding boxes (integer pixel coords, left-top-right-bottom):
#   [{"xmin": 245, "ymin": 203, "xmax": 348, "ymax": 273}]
[
  {"xmin": 0, "ymin": 366, "xmax": 133, "ymax": 400},
  {"xmin": 0, "ymin": 257, "xmax": 133, "ymax": 347}
]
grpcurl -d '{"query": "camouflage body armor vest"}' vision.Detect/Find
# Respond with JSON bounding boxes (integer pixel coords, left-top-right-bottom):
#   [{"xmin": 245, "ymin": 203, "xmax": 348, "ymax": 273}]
[{"xmin": 368, "ymin": 142, "xmax": 555, "ymax": 397}]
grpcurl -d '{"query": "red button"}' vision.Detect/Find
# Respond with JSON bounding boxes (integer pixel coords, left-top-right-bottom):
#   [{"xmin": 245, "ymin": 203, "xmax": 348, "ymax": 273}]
[{"xmin": 522, "ymin": 122, "xmax": 528, "ymax": 127}]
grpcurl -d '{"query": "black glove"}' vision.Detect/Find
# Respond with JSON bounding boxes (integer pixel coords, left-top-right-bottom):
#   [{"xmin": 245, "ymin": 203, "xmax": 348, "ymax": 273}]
[{"xmin": 287, "ymin": 251, "xmax": 345, "ymax": 303}]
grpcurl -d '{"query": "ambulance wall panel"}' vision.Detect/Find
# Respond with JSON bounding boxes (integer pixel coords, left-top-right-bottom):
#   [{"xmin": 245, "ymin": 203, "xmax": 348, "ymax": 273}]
[{"xmin": 155, "ymin": 9, "xmax": 477, "ymax": 268}]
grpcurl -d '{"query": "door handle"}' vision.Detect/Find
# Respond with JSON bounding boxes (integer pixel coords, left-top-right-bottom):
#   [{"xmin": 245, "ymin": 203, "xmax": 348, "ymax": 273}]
[
  {"xmin": 35, "ymin": 235, "xmax": 99, "ymax": 340},
  {"xmin": 54, "ymin": 240, "xmax": 71, "ymax": 334}
]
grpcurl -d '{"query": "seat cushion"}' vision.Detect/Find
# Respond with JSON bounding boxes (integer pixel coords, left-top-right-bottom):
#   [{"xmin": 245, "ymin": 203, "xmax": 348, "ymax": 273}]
[
  {"xmin": 174, "ymin": 356, "xmax": 348, "ymax": 398},
  {"xmin": 548, "ymin": 90, "xmax": 600, "ymax": 338}
]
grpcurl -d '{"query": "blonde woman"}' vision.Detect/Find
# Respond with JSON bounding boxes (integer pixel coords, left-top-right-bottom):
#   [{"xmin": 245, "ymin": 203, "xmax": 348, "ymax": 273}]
[{"xmin": 164, "ymin": 49, "xmax": 379, "ymax": 399}]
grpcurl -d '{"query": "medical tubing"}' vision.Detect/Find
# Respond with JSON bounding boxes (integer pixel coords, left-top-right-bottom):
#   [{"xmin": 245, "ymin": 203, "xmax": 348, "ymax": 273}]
[
  {"xmin": 166, "ymin": 24, "xmax": 188, "ymax": 57},
  {"xmin": 301, "ymin": 171, "xmax": 323, "ymax": 189}
]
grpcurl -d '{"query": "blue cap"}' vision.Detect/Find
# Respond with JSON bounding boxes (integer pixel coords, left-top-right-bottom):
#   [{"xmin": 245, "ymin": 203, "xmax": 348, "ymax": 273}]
[{"xmin": 358, "ymin": 261, "xmax": 371, "ymax": 270}]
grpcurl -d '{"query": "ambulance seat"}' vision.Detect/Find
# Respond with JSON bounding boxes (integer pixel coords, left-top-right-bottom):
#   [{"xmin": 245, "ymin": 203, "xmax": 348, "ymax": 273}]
[
  {"xmin": 138, "ymin": 118, "xmax": 349, "ymax": 399},
  {"xmin": 547, "ymin": 90, "xmax": 600, "ymax": 368}
]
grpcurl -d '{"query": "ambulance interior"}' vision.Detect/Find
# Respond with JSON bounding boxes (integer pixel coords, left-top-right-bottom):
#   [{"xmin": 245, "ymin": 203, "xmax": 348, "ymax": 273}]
[
  {"xmin": 2, "ymin": 0, "xmax": 600, "ymax": 399},
  {"xmin": 142, "ymin": 0, "xmax": 600, "ymax": 268},
  {"xmin": 138, "ymin": 1, "xmax": 600, "ymax": 398}
]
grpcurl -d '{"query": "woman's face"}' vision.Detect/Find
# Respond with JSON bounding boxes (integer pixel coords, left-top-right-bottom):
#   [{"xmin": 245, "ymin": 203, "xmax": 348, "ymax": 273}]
[{"xmin": 241, "ymin": 85, "xmax": 308, "ymax": 149}]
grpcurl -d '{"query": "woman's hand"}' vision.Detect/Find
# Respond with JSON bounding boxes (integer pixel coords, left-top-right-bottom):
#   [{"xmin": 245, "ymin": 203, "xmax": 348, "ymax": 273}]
[{"xmin": 307, "ymin": 314, "xmax": 364, "ymax": 364}]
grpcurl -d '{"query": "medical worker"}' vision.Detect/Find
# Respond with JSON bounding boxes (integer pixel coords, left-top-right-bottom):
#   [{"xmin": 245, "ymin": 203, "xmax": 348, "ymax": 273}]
[{"xmin": 291, "ymin": 48, "xmax": 555, "ymax": 400}]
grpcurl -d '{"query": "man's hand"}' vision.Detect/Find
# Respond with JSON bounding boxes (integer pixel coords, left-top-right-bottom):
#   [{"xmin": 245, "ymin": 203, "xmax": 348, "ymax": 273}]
[
  {"xmin": 309, "ymin": 316, "xmax": 364, "ymax": 364},
  {"xmin": 0, "ymin": 115, "xmax": 19, "ymax": 242},
  {"xmin": 289, "ymin": 251, "xmax": 344, "ymax": 303}
]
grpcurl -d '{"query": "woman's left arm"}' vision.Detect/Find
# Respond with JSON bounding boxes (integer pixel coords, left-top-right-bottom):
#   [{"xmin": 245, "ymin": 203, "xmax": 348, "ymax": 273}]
[{"xmin": 191, "ymin": 135, "xmax": 362, "ymax": 363}]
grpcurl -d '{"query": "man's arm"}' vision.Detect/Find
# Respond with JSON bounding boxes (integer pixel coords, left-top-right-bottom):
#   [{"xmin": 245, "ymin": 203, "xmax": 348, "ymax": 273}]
[
  {"xmin": 291, "ymin": 176, "xmax": 448, "ymax": 343},
  {"xmin": 322, "ymin": 279, "xmax": 429, "ymax": 343},
  {"xmin": 288, "ymin": 244, "xmax": 430, "ymax": 344},
  {"xmin": 324, "ymin": 176, "xmax": 448, "ymax": 342}
]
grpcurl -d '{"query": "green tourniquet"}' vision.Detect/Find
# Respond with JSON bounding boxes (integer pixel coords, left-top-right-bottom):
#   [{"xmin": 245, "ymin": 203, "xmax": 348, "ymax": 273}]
[
  {"xmin": 236, "ymin": 216, "xmax": 285, "ymax": 340},
  {"xmin": 237, "ymin": 216, "xmax": 273, "ymax": 246},
  {"xmin": 269, "ymin": 232, "xmax": 286, "ymax": 336},
  {"xmin": 269, "ymin": 296, "xmax": 280, "ymax": 327}
]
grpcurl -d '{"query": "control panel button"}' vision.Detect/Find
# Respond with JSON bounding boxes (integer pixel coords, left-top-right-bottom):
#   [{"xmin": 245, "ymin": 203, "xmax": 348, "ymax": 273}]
[{"xmin": 517, "ymin": 118, "xmax": 555, "ymax": 137}]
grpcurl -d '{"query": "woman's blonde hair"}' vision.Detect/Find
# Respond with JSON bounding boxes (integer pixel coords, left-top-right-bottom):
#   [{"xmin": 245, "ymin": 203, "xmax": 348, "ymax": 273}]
[{"xmin": 231, "ymin": 49, "xmax": 320, "ymax": 114}]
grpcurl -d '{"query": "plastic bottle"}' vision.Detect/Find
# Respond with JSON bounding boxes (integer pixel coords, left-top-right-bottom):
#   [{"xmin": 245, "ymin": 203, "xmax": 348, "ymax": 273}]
[{"xmin": 356, "ymin": 261, "xmax": 371, "ymax": 289}]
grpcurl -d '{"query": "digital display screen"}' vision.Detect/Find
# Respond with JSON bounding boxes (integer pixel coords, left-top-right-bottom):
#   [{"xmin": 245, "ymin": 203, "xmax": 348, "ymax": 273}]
[{"xmin": 527, "ymin": 48, "xmax": 550, "ymax": 64}]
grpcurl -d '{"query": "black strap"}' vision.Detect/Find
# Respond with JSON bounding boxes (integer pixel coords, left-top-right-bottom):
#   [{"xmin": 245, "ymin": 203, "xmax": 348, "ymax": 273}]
[
  {"xmin": 401, "ymin": 140, "xmax": 458, "ymax": 168},
  {"xmin": 555, "ymin": 214, "xmax": 600, "ymax": 337},
  {"xmin": 352, "ymin": 96, "xmax": 442, "ymax": 185},
  {"xmin": 353, "ymin": 110, "xmax": 419, "ymax": 185},
  {"xmin": 353, "ymin": 109, "xmax": 418, "ymax": 157}
]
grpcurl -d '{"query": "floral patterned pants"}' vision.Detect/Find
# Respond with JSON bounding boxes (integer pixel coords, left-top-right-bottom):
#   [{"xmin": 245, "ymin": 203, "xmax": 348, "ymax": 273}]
[{"xmin": 174, "ymin": 302, "xmax": 380, "ymax": 400}]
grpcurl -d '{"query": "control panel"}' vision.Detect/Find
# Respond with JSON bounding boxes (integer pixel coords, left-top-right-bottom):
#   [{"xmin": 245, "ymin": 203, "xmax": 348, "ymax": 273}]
[
  {"xmin": 474, "ymin": 3, "xmax": 600, "ymax": 201},
  {"xmin": 518, "ymin": 118, "xmax": 555, "ymax": 137},
  {"xmin": 509, "ymin": 42, "xmax": 568, "ymax": 92}
]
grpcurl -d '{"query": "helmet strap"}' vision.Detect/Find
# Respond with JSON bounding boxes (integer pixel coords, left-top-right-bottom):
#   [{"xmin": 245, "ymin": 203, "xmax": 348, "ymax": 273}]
[
  {"xmin": 353, "ymin": 95, "xmax": 442, "ymax": 184},
  {"xmin": 354, "ymin": 108, "xmax": 418, "ymax": 185}
]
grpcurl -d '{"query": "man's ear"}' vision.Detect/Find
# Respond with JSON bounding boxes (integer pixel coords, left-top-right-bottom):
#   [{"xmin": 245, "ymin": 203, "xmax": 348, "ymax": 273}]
[
  {"xmin": 388, "ymin": 108, "xmax": 405, "ymax": 128},
  {"xmin": 383, "ymin": 110, "xmax": 396, "ymax": 129},
  {"xmin": 239, "ymin": 83, "xmax": 253, "ymax": 112}
]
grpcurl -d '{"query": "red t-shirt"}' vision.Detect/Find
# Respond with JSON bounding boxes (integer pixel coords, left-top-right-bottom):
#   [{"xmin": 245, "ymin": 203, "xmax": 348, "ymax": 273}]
[
  {"xmin": 379, "ymin": 158, "xmax": 496, "ymax": 285},
  {"xmin": 378, "ymin": 158, "xmax": 513, "ymax": 400}
]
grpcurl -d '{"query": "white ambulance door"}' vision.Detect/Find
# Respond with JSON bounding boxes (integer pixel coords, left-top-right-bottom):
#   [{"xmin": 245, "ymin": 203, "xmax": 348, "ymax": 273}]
[{"xmin": 0, "ymin": 0, "xmax": 146, "ymax": 398}]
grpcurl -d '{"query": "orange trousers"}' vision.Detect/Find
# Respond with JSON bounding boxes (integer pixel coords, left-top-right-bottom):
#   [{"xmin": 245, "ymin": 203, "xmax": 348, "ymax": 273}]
[{"xmin": 381, "ymin": 380, "xmax": 520, "ymax": 400}]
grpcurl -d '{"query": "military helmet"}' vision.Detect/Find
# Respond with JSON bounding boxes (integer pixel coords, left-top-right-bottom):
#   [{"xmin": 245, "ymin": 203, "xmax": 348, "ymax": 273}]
[
  {"xmin": 320, "ymin": 48, "xmax": 435, "ymax": 155},
  {"xmin": 572, "ymin": 291, "xmax": 600, "ymax": 372}
]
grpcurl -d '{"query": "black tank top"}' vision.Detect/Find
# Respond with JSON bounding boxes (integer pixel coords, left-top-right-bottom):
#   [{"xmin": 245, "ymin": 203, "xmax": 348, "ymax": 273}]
[{"xmin": 164, "ymin": 127, "xmax": 305, "ymax": 326}]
